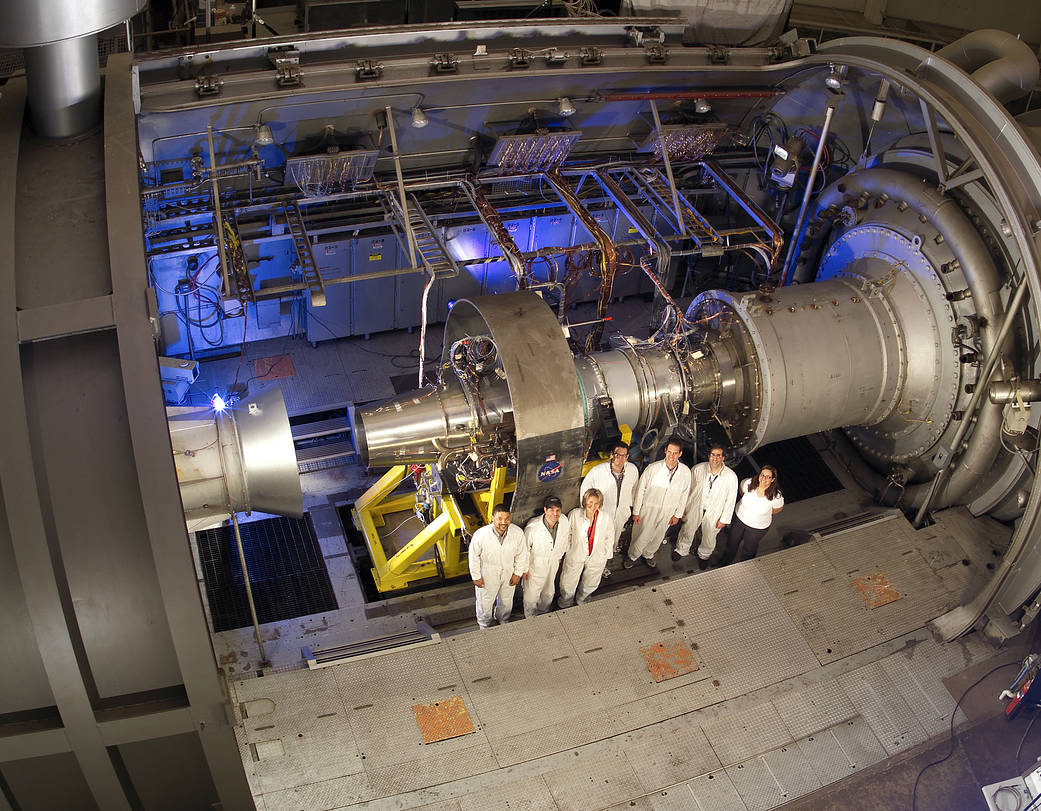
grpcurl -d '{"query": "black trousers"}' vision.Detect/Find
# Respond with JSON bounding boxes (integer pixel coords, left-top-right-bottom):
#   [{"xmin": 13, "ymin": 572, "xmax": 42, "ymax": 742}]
[{"xmin": 717, "ymin": 514, "xmax": 769, "ymax": 565}]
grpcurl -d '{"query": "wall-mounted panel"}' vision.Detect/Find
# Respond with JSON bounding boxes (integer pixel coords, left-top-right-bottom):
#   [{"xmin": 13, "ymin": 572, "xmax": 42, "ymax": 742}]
[
  {"xmin": 352, "ymin": 235, "xmax": 398, "ymax": 337},
  {"xmin": 438, "ymin": 223, "xmax": 487, "ymax": 313},
  {"xmin": 570, "ymin": 208, "xmax": 618, "ymax": 304},
  {"xmin": 612, "ymin": 205, "xmax": 654, "ymax": 299},
  {"xmin": 20, "ymin": 332, "xmax": 182, "ymax": 699},
  {"xmin": 307, "ymin": 239, "xmax": 352, "ymax": 343},
  {"xmin": 527, "ymin": 213, "xmax": 573, "ymax": 291},
  {"xmin": 484, "ymin": 217, "xmax": 532, "ymax": 296}
]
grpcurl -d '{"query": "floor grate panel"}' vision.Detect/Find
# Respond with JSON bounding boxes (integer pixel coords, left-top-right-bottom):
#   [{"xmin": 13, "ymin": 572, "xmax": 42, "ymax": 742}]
[
  {"xmin": 691, "ymin": 609, "xmax": 820, "ymax": 700},
  {"xmin": 197, "ymin": 515, "xmax": 337, "ymax": 632},
  {"xmin": 687, "ymin": 770, "xmax": 750, "ymax": 810},
  {"xmin": 458, "ymin": 775, "xmax": 557, "ymax": 811},
  {"xmin": 838, "ymin": 660, "xmax": 929, "ymax": 755},
  {"xmin": 726, "ymin": 744, "xmax": 822, "ymax": 811},
  {"xmin": 701, "ymin": 701, "xmax": 793, "ymax": 766},
  {"xmin": 771, "ymin": 679, "xmax": 856, "ymax": 740},
  {"xmin": 624, "ymin": 723, "xmax": 722, "ymax": 791},
  {"xmin": 543, "ymin": 750, "xmax": 644, "ymax": 811}
]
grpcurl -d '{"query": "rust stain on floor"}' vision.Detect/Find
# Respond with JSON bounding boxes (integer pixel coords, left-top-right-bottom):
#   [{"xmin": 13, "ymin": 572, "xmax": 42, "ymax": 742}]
[
  {"xmin": 640, "ymin": 639, "xmax": 698, "ymax": 682},
  {"xmin": 411, "ymin": 695, "xmax": 475, "ymax": 743},
  {"xmin": 253, "ymin": 354, "xmax": 296, "ymax": 381},
  {"xmin": 852, "ymin": 571, "xmax": 902, "ymax": 609}
]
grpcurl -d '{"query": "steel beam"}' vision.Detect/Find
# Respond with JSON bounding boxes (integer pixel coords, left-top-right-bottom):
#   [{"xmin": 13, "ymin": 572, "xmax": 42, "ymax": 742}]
[{"xmin": 104, "ymin": 55, "xmax": 255, "ymax": 809}]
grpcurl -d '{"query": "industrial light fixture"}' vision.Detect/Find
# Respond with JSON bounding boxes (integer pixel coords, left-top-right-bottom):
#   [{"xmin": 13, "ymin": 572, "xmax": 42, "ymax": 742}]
[
  {"xmin": 824, "ymin": 65, "xmax": 845, "ymax": 93},
  {"xmin": 286, "ymin": 150, "xmax": 380, "ymax": 196},
  {"xmin": 558, "ymin": 97, "xmax": 576, "ymax": 117},
  {"xmin": 486, "ymin": 131, "xmax": 583, "ymax": 172},
  {"xmin": 694, "ymin": 98, "xmax": 712, "ymax": 115},
  {"xmin": 254, "ymin": 123, "xmax": 275, "ymax": 146},
  {"xmin": 637, "ymin": 123, "xmax": 728, "ymax": 162},
  {"xmin": 410, "ymin": 106, "xmax": 429, "ymax": 129}
]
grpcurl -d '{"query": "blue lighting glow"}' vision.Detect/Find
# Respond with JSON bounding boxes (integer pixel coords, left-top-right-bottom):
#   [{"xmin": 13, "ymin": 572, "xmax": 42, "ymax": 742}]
[
  {"xmin": 211, "ymin": 393, "xmax": 227, "ymax": 412},
  {"xmin": 446, "ymin": 300, "xmax": 456, "ymax": 311}
]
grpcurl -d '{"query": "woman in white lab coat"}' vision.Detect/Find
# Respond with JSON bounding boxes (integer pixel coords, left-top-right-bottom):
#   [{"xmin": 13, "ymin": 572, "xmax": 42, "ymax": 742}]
[{"xmin": 558, "ymin": 488, "xmax": 615, "ymax": 607}]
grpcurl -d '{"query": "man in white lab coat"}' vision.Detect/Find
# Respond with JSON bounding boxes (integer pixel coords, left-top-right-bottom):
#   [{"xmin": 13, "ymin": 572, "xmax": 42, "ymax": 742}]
[
  {"xmin": 624, "ymin": 439, "xmax": 692, "ymax": 569},
  {"xmin": 580, "ymin": 441, "xmax": 639, "ymax": 554},
  {"xmin": 468, "ymin": 503, "xmax": 528, "ymax": 629},
  {"xmin": 674, "ymin": 444, "xmax": 738, "ymax": 569},
  {"xmin": 522, "ymin": 495, "xmax": 569, "ymax": 617}
]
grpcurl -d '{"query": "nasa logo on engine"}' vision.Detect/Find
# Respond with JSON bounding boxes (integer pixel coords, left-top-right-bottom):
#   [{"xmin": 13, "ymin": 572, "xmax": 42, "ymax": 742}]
[{"xmin": 537, "ymin": 453, "xmax": 562, "ymax": 482}]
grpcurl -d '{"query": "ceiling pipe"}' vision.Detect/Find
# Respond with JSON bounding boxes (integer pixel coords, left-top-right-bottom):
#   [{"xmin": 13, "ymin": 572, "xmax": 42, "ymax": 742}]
[{"xmin": 602, "ymin": 90, "xmax": 781, "ymax": 102}]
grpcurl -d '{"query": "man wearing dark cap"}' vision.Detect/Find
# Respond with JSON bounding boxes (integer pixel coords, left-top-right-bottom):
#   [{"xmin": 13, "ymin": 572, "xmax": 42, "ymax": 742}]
[{"xmin": 522, "ymin": 495, "xmax": 570, "ymax": 617}]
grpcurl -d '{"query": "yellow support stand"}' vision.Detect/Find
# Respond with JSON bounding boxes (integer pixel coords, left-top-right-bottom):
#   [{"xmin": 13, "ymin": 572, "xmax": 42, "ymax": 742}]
[
  {"xmin": 580, "ymin": 424, "xmax": 634, "ymax": 478},
  {"xmin": 354, "ymin": 427, "xmax": 635, "ymax": 592},
  {"xmin": 470, "ymin": 465, "xmax": 513, "ymax": 524},
  {"xmin": 351, "ymin": 464, "xmax": 473, "ymax": 593}
]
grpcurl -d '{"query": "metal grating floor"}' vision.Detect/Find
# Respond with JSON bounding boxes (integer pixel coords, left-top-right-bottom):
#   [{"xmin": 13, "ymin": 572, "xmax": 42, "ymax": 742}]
[
  {"xmin": 228, "ymin": 510, "xmax": 1006, "ymax": 810},
  {"xmin": 196, "ymin": 514, "xmax": 337, "ymax": 632}
]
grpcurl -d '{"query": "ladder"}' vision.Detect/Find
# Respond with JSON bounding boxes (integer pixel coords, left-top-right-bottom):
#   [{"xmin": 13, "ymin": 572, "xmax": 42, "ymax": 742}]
[
  {"xmin": 283, "ymin": 202, "xmax": 327, "ymax": 307},
  {"xmin": 627, "ymin": 168, "xmax": 721, "ymax": 249},
  {"xmin": 384, "ymin": 192, "xmax": 460, "ymax": 280}
]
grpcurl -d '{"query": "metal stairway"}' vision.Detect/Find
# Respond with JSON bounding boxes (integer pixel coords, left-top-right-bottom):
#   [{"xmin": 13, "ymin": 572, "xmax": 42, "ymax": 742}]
[
  {"xmin": 384, "ymin": 192, "xmax": 461, "ymax": 280},
  {"xmin": 627, "ymin": 167, "xmax": 722, "ymax": 248},
  {"xmin": 283, "ymin": 202, "xmax": 327, "ymax": 307}
]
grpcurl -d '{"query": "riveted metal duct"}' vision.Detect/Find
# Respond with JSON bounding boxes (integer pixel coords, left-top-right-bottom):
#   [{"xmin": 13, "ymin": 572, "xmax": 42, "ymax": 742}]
[{"xmin": 167, "ymin": 384, "xmax": 302, "ymax": 533}]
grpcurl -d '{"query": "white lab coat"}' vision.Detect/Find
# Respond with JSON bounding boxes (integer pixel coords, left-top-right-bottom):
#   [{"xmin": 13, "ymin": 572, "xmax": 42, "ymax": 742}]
[
  {"xmin": 468, "ymin": 523, "xmax": 528, "ymax": 628},
  {"xmin": 559, "ymin": 507, "xmax": 615, "ymax": 606},
  {"xmin": 522, "ymin": 515, "xmax": 569, "ymax": 617},
  {"xmin": 676, "ymin": 462, "xmax": 739, "ymax": 559},
  {"xmin": 580, "ymin": 460, "xmax": 639, "ymax": 548},
  {"xmin": 628, "ymin": 460, "xmax": 692, "ymax": 561}
]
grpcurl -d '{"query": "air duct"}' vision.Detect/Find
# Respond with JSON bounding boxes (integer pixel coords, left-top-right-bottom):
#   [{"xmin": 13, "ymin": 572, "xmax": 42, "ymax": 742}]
[
  {"xmin": 167, "ymin": 384, "xmax": 303, "ymax": 533},
  {"xmin": 937, "ymin": 29, "xmax": 1040, "ymax": 105}
]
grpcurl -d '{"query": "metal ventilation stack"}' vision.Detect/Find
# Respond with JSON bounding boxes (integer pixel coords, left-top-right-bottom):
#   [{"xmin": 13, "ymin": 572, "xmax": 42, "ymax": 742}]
[{"xmin": 0, "ymin": 0, "xmax": 144, "ymax": 137}]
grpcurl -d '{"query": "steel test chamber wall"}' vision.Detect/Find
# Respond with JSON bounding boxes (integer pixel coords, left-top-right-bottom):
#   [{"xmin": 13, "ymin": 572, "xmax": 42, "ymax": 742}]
[{"xmin": 0, "ymin": 61, "xmax": 255, "ymax": 810}]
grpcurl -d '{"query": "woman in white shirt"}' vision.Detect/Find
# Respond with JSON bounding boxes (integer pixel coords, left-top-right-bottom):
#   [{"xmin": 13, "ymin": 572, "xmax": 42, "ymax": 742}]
[{"xmin": 718, "ymin": 466, "xmax": 784, "ymax": 565}]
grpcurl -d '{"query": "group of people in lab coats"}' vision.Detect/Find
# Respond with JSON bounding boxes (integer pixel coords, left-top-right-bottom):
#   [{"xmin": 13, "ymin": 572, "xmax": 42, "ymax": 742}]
[{"xmin": 466, "ymin": 438, "xmax": 784, "ymax": 628}]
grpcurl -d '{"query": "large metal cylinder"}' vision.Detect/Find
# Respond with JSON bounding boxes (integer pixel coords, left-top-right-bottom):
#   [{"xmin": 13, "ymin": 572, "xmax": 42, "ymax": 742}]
[
  {"xmin": 0, "ymin": 0, "xmax": 143, "ymax": 46},
  {"xmin": 352, "ymin": 269, "xmax": 952, "ymax": 479},
  {"xmin": 168, "ymin": 384, "xmax": 302, "ymax": 533},
  {"xmin": 691, "ymin": 276, "xmax": 909, "ymax": 451},
  {"xmin": 0, "ymin": 0, "xmax": 145, "ymax": 138},
  {"xmin": 351, "ymin": 380, "xmax": 511, "ymax": 468},
  {"xmin": 23, "ymin": 37, "xmax": 102, "ymax": 139},
  {"xmin": 804, "ymin": 167, "xmax": 1007, "ymax": 506}
]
